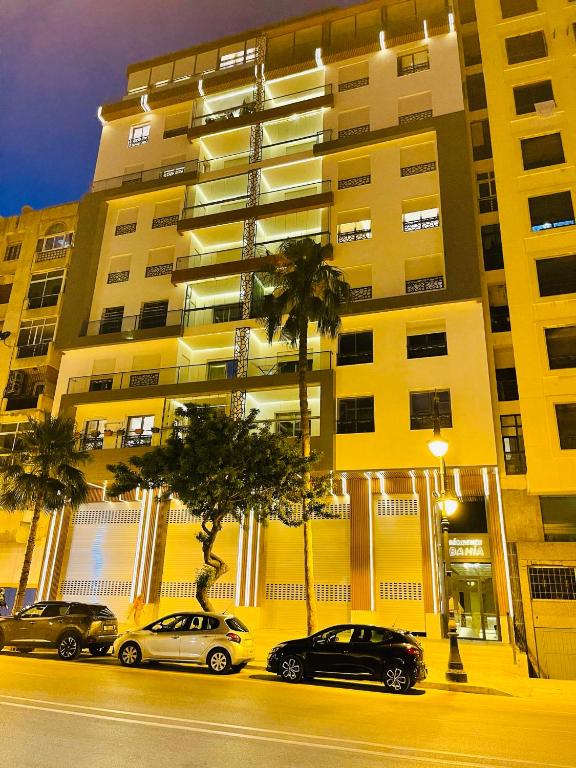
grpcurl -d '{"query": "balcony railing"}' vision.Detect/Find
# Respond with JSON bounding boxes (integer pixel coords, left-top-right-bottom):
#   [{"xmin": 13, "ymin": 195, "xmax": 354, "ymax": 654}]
[
  {"xmin": 91, "ymin": 160, "xmax": 199, "ymax": 193},
  {"xmin": 405, "ymin": 276, "xmax": 445, "ymax": 293},
  {"xmin": 83, "ymin": 308, "xmax": 182, "ymax": 337},
  {"xmin": 183, "ymin": 302, "xmax": 244, "ymax": 328},
  {"xmin": 253, "ymin": 415, "xmax": 320, "ymax": 438},
  {"xmin": 16, "ymin": 341, "xmax": 51, "ymax": 359},
  {"xmin": 35, "ymin": 247, "xmax": 71, "ymax": 263},
  {"xmin": 402, "ymin": 214, "xmax": 440, "ymax": 232},
  {"xmin": 181, "ymin": 180, "xmax": 330, "ymax": 220},
  {"xmin": 191, "ymin": 85, "xmax": 332, "ymax": 130},
  {"xmin": 67, "ymin": 352, "xmax": 333, "ymax": 395}
]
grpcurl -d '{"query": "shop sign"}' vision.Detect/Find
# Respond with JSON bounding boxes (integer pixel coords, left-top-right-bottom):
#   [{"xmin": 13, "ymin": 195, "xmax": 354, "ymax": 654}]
[{"xmin": 448, "ymin": 534, "xmax": 490, "ymax": 561}]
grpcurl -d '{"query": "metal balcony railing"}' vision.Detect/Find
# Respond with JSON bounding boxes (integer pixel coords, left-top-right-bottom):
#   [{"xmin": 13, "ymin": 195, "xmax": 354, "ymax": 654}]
[
  {"xmin": 35, "ymin": 247, "xmax": 71, "ymax": 263},
  {"xmin": 67, "ymin": 352, "xmax": 333, "ymax": 395},
  {"xmin": 91, "ymin": 160, "xmax": 199, "ymax": 192},
  {"xmin": 83, "ymin": 308, "xmax": 183, "ymax": 337}
]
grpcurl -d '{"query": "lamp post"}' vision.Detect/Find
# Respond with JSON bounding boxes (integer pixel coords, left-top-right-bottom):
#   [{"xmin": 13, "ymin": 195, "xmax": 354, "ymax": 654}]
[{"xmin": 428, "ymin": 395, "xmax": 468, "ymax": 683}]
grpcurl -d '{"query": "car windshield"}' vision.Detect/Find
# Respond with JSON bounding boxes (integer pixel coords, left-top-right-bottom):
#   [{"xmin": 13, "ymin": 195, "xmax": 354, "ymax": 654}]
[{"xmin": 225, "ymin": 617, "xmax": 248, "ymax": 632}]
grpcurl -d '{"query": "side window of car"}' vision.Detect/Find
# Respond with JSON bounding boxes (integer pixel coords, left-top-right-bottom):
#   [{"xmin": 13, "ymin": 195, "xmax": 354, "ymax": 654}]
[
  {"xmin": 153, "ymin": 615, "xmax": 188, "ymax": 632},
  {"xmin": 332, "ymin": 628, "xmax": 354, "ymax": 644},
  {"xmin": 42, "ymin": 604, "xmax": 68, "ymax": 618},
  {"xmin": 19, "ymin": 605, "xmax": 46, "ymax": 619},
  {"xmin": 368, "ymin": 629, "xmax": 392, "ymax": 644}
]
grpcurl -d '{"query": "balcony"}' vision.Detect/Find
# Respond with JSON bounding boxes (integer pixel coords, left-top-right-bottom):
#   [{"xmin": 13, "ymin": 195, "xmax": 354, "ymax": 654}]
[
  {"xmin": 187, "ymin": 85, "xmax": 333, "ymax": 141},
  {"xmin": 178, "ymin": 180, "xmax": 332, "ymax": 232},
  {"xmin": 16, "ymin": 341, "xmax": 50, "ymax": 359},
  {"xmin": 83, "ymin": 308, "xmax": 183, "ymax": 338},
  {"xmin": 35, "ymin": 247, "xmax": 71, "ymax": 264},
  {"xmin": 91, "ymin": 160, "xmax": 199, "ymax": 194},
  {"xmin": 67, "ymin": 352, "xmax": 333, "ymax": 396},
  {"xmin": 405, "ymin": 276, "xmax": 445, "ymax": 294}
]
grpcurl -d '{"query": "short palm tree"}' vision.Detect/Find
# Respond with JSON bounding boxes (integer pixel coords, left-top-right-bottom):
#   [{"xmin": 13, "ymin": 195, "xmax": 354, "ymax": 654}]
[
  {"xmin": 0, "ymin": 415, "xmax": 90, "ymax": 613},
  {"xmin": 261, "ymin": 237, "xmax": 350, "ymax": 634}
]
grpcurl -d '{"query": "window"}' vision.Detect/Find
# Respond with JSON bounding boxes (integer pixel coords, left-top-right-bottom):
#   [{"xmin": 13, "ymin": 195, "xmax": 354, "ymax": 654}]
[
  {"xmin": 556, "ymin": 403, "xmax": 576, "ymax": 449},
  {"xmin": 397, "ymin": 49, "xmax": 429, "ymax": 76},
  {"xmin": 219, "ymin": 47, "xmax": 256, "ymax": 69},
  {"xmin": 0, "ymin": 283, "xmax": 12, "ymax": 304},
  {"xmin": 149, "ymin": 615, "xmax": 190, "ymax": 632},
  {"xmin": 490, "ymin": 305, "xmax": 511, "ymax": 332},
  {"xmin": 505, "ymin": 31, "xmax": 547, "ymax": 65},
  {"xmin": 124, "ymin": 415, "xmax": 154, "ymax": 447},
  {"xmin": 467, "ymin": 74, "xmax": 487, "ymax": 111},
  {"xmin": 36, "ymin": 232, "xmax": 73, "ymax": 253},
  {"xmin": 275, "ymin": 411, "xmax": 302, "ymax": 438},
  {"xmin": 337, "ymin": 331, "xmax": 373, "ymax": 366},
  {"xmin": 477, "ymin": 172, "xmax": 498, "ymax": 213},
  {"xmin": 337, "ymin": 218, "xmax": 371, "ymax": 243},
  {"xmin": 17, "ymin": 317, "xmax": 56, "ymax": 358},
  {"xmin": 225, "ymin": 617, "xmax": 248, "ymax": 632},
  {"xmin": 4, "ymin": 243, "xmax": 21, "ymax": 261},
  {"xmin": 0, "ymin": 422, "xmax": 27, "ymax": 452},
  {"xmin": 27, "ymin": 269, "xmax": 64, "ymax": 309},
  {"xmin": 500, "ymin": 0, "xmax": 538, "ymax": 18},
  {"xmin": 409, "ymin": 390, "xmax": 452, "ymax": 430},
  {"xmin": 337, "ymin": 397, "xmax": 375, "ymax": 433},
  {"xmin": 462, "ymin": 33, "xmax": 482, "ymax": 66},
  {"xmin": 521, "ymin": 133, "xmax": 564, "ymax": 170},
  {"xmin": 100, "ymin": 306, "xmax": 124, "ymax": 334},
  {"xmin": 402, "ymin": 208, "xmax": 440, "ymax": 232},
  {"xmin": 513, "ymin": 80, "xmax": 554, "ymax": 115},
  {"xmin": 82, "ymin": 420, "xmax": 105, "ymax": 451},
  {"xmin": 500, "ymin": 415, "xmax": 526, "ymax": 474},
  {"xmin": 140, "ymin": 300, "xmax": 169, "ymax": 329},
  {"xmin": 536, "ymin": 254, "xmax": 576, "ymax": 297},
  {"xmin": 540, "ymin": 496, "xmax": 576, "ymax": 542},
  {"xmin": 207, "ymin": 360, "xmax": 237, "ymax": 380},
  {"xmin": 529, "ymin": 567, "xmax": 576, "ymax": 600},
  {"xmin": 545, "ymin": 326, "xmax": 576, "ymax": 369},
  {"xmin": 481, "ymin": 224, "xmax": 504, "ymax": 270},
  {"xmin": 407, "ymin": 332, "xmax": 447, "ymax": 359},
  {"xmin": 471, "ymin": 120, "xmax": 492, "ymax": 161},
  {"xmin": 496, "ymin": 368, "xmax": 519, "ymax": 401},
  {"xmin": 529, "ymin": 191, "xmax": 575, "ymax": 232},
  {"xmin": 128, "ymin": 124, "xmax": 150, "ymax": 147}
]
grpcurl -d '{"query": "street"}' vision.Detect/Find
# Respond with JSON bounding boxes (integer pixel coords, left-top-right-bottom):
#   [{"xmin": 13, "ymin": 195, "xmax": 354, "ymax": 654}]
[{"xmin": 1, "ymin": 651, "xmax": 575, "ymax": 768}]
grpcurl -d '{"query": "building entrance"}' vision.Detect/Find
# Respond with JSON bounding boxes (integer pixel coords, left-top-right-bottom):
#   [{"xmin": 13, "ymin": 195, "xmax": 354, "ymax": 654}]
[{"xmin": 451, "ymin": 563, "xmax": 499, "ymax": 640}]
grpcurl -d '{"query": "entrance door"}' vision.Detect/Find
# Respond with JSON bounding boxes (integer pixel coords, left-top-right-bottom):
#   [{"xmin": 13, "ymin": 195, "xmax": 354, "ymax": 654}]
[{"xmin": 451, "ymin": 563, "xmax": 499, "ymax": 640}]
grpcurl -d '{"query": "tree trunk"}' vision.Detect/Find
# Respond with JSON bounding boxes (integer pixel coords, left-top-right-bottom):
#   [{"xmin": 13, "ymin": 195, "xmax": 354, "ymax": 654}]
[
  {"xmin": 13, "ymin": 500, "xmax": 43, "ymax": 613},
  {"xmin": 196, "ymin": 518, "xmax": 228, "ymax": 612},
  {"xmin": 298, "ymin": 318, "xmax": 317, "ymax": 635}
]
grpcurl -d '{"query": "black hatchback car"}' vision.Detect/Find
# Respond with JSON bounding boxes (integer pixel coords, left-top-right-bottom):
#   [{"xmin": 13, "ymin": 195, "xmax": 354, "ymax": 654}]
[{"xmin": 267, "ymin": 624, "xmax": 426, "ymax": 693}]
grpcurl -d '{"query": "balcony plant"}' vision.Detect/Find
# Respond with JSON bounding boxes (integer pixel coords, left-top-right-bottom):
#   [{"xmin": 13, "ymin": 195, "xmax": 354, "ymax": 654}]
[{"xmin": 103, "ymin": 429, "xmax": 114, "ymax": 438}]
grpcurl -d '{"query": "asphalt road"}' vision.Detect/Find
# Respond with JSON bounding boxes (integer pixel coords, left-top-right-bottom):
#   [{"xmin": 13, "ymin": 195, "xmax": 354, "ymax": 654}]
[{"xmin": 1, "ymin": 650, "xmax": 575, "ymax": 768}]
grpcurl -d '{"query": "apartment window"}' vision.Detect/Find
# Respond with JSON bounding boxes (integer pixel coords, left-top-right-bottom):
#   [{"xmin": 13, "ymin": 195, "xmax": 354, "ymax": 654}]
[
  {"xmin": 397, "ymin": 49, "xmax": 429, "ymax": 76},
  {"xmin": 4, "ymin": 243, "xmax": 21, "ymax": 262},
  {"xmin": 529, "ymin": 567, "xmax": 576, "ymax": 600},
  {"xmin": 27, "ymin": 269, "xmax": 64, "ymax": 310},
  {"xmin": 500, "ymin": 0, "xmax": 538, "ymax": 18},
  {"xmin": 496, "ymin": 368, "xmax": 519, "ymax": 401},
  {"xmin": 521, "ymin": 133, "xmax": 565, "ymax": 171},
  {"xmin": 536, "ymin": 254, "xmax": 576, "ymax": 297},
  {"xmin": 207, "ymin": 360, "xmax": 237, "ymax": 380},
  {"xmin": 36, "ymin": 232, "xmax": 73, "ymax": 253},
  {"xmin": 409, "ymin": 390, "xmax": 452, "ymax": 430},
  {"xmin": 477, "ymin": 172, "xmax": 498, "ymax": 213},
  {"xmin": 505, "ymin": 31, "xmax": 547, "ymax": 65},
  {"xmin": 140, "ymin": 300, "xmax": 169, "ymax": 329},
  {"xmin": 100, "ymin": 306, "xmax": 124, "ymax": 334},
  {"xmin": 0, "ymin": 422, "xmax": 27, "ymax": 452},
  {"xmin": 500, "ymin": 415, "xmax": 526, "ymax": 474},
  {"xmin": 275, "ymin": 411, "xmax": 302, "ymax": 438},
  {"xmin": 219, "ymin": 47, "xmax": 255, "ymax": 69},
  {"xmin": 337, "ymin": 217, "xmax": 372, "ymax": 243},
  {"xmin": 407, "ymin": 332, "xmax": 447, "ymax": 359},
  {"xmin": 124, "ymin": 415, "xmax": 154, "ymax": 447},
  {"xmin": 540, "ymin": 496, "xmax": 576, "ymax": 542},
  {"xmin": 471, "ymin": 120, "xmax": 492, "ymax": 161},
  {"xmin": 337, "ymin": 331, "xmax": 373, "ymax": 366},
  {"xmin": 402, "ymin": 208, "xmax": 439, "ymax": 232},
  {"xmin": 546, "ymin": 326, "xmax": 576, "ymax": 369},
  {"xmin": 462, "ymin": 33, "xmax": 482, "ymax": 66},
  {"xmin": 337, "ymin": 397, "xmax": 375, "ymax": 433},
  {"xmin": 81, "ymin": 420, "xmax": 105, "ymax": 451},
  {"xmin": 467, "ymin": 74, "xmax": 487, "ymax": 111},
  {"xmin": 529, "ymin": 191, "xmax": 575, "ymax": 232},
  {"xmin": 0, "ymin": 284, "xmax": 12, "ymax": 304},
  {"xmin": 513, "ymin": 80, "xmax": 554, "ymax": 115},
  {"xmin": 556, "ymin": 403, "xmax": 576, "ymax": 449},
  {"xmin": 128, "ymin": 124, "xmax": 150, "ymax": 147},
  {"xmin": 17, "ymin": 317, "xmax": 56, "ymax": 358},
  {"xmin": 490, "ymin": 305, "xmax": 511, "ymax": 333},
  {"xmin": 481, "ymin": 224, "xmax": 504, "ymax": 270}
]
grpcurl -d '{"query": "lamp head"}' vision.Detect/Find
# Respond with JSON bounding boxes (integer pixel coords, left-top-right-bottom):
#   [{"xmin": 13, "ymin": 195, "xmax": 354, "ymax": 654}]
[
  {"xmin": 428, "ymin": 436, "xmax": 449, "ymax": 458},
  {"xmin": 438, "ymin": 493, "xmax": 459, "ymax": 517}
]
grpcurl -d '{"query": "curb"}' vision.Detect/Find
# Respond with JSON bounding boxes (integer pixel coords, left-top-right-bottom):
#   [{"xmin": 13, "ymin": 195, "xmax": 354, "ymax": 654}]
[{"xmin": 420, "ymin": 681, "xmax": 513, "ymax": 697}]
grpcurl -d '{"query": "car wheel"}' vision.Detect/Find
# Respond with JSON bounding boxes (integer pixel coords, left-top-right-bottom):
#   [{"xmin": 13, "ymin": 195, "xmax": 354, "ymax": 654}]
[
  {"xmin": 88, "ymin": 644, "xmax": 111, "ymax": 657},
  {"xmin": 119, "ymin": 642, "xmax": 142, "ymax": 667},
  {"xmin": 17, "ymin": 647, "xmax": 34, "ymax": 654},
  {"xmin": 232, "ymin": 662, "xmax": 247, "ymax": 673},
  {"xmin": 207, "ymin": 648, "xmax": 231, "ymax": 674},
  {"xmin": 279, "ymin": 654, "xmax": 305, "ymax": 683},
  {"xmin": 382, "ymin": 660, "xmax": 411, "ymax": 694},
  {"xmin": 57, "ymin": 632, "xmax": 82, "ymax": 661}
]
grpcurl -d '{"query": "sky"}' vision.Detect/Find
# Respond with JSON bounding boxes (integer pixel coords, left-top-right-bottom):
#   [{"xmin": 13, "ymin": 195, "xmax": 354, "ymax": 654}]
[{"xmin": 0, "ymin": 0, "xmax": 356, "ymax": 217}]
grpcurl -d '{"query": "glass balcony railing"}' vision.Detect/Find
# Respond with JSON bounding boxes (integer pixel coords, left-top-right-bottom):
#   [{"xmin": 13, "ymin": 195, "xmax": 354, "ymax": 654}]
[
  {"xmin": 67, "ymin": 352, "xmax": 333, "ymax": 395},
  {"xmin": 83, "ymin": 309, "xmax": 183, "ymax": 337},
  {"xmin": 252, "ymin": 415, "xmax": 321, "ymax": 437},
  {"xmin": 91, "ymin": 160, "xmax": 199, "ymax": 193},
  {"xmin": 183, "ymin": 302, "xmax": 244, "ymax": 327},
  {"xmin": 181, "ymin": 180, "xmax": 330, "ymax": 220},
  {"xmin": 191, "ymin": 85, "xmax": 332, "ymax": 129}
]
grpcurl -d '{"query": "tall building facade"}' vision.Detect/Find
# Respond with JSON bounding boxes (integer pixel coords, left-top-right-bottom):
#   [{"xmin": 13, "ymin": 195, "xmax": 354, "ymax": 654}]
[
  {"xmin": 455, "ymin": 0, "xmax": 576, "ymax": 678},
  {"xmin": 0, "ymin": 201, "xmax": 78, "ymax": 606}
]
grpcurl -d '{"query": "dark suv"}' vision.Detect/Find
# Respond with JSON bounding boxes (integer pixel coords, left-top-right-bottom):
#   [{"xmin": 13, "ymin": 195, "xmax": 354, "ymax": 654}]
[
  {"xmin": 0, "ymin": 601, "xmax": 119, "ymax": 660},
  {"xmin": 267, "ymin": 624, "xmax": 426, "ymax": 693}
]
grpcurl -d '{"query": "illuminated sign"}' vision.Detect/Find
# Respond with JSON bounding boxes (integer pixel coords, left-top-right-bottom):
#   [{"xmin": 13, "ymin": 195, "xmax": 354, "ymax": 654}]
[{"xmin": 448, "ymin": 534, "xmax": 490, "ymax": 561}]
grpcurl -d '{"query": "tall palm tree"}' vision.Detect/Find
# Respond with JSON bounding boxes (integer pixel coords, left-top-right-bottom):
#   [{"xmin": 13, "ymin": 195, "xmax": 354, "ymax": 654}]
[
  {"xmin": 261, "ymin": 237, "xmax": 350, "ymax": 634},
  {"xmin": 0, "ymin": 415, "xmax": 90, "ymax": 613}
]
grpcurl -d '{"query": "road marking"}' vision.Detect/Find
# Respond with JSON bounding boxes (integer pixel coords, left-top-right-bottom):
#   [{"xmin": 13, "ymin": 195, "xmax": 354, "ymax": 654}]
[{"xmin": 0, "ymin": 695, "xmax": 572, "ymax": 768}]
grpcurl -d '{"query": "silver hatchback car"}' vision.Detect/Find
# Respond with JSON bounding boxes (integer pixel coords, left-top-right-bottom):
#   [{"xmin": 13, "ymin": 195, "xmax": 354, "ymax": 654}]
[{"xmin": 114, "ymin": 612, "xmax": 254, "ymax": 673}]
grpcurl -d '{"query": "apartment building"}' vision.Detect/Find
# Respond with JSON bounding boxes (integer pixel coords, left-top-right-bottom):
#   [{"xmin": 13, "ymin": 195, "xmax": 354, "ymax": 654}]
[
  {"xmin": 33, "ymin": 0, "xmax": 510, "ymax": 645},
  {"xmin": 0, "ymin": 201, "xmax": 78, "ymax": 607},
  {"xmin": 455, "ymin": 0, "xmax": 576, "ymax": 678}
]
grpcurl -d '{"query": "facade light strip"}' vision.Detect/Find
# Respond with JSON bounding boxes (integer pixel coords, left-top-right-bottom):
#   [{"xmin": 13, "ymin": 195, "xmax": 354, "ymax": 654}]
[
  {"xmin": 146, "ymin": 495, "xmax": 161, "ymax": 603},
  {"xmin": 423, "ymin": 19, "xmax": 429, "ymax": 40},
  {"xmin": 365, "ymin": 473, "xmax": 375, "ymax": 612},
  {"xmin": 96, "ymin": 106, "xmax": 106, "ymax": 126},
  {"xmin": 494, "ymin": 468, "xmax": 514, "ymax": 619},
  {"xmin": 234, "ymin": 515, "xmax": 245, "ymax": 606},
  {"xmin": 315, "ymin": 47, "xmax": 323, "ymax": 69},
  {"xmin": 46, "ymin": 505, "xmax": 66, "ymax": 603},
  {"xmin": 140, "ymin": 94, "xmax": 151, "ymax": 113},
  {"xmin": 448, "ymin": 11, "xmax": 455, "ymax": 33},
  {"xmin": 198, "ymin": 78, "xmax": 205, "ymax": 97},
  {"xmin": 252, "ymin": 520, "xmax": 262, "ymax": 607},
  {"xmin": 453, "ymin": 467, "xmax": 462, "ymax": 499},
  {"xmin": 424, "ymin": 470, "xmax": 439, "ymax": 614},
  {"xmin": 38, "ymin": 512, "xmax": 58, "ymax": 600},
  {"xmin": 130, "ymin": 489, "xmax": 148, "ymax": 602},
  {"xmin": 379, "ymin": 30, "xmax": 386, "ymax": 50},
  {"xmin": 136, "ymin": 489, "xmax": 155, "ymax": 597},
  {"xmin": 244, "ymin": 509, "xmax": 255, "ymax": 605}
]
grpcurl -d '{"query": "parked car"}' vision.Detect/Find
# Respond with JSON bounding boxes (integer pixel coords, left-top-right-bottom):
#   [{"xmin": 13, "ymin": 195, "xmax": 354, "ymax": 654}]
[
  {"xmin": 114, "ymin": 612, "xmax": 254, "ymax": 674},
  {"xmin": 0, "ymin": 601, "xmax": 119, "ymax": 660},
  {"xmin": 267, "ymin": 624, "xmax": 427, "ymax": 693}
]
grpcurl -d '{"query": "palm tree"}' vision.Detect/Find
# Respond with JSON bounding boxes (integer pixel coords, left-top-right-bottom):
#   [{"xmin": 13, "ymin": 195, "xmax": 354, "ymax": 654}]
[
  {"xmin": 261, "ymin": 237, "xmax": 350, "ymax": 634},
  {"xmin": 0, "ymin": 415, "xmax": 90, "ymax": 613}
]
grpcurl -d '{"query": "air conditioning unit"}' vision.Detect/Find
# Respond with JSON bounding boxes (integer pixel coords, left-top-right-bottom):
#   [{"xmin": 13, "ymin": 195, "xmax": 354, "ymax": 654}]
[
  {"xmin": 535, "ymin": 100, "xmax": 556, "ymax": 117},
  {"xmin": 5, "ymin": 370, "xmax": 25, "ymax": 396}
]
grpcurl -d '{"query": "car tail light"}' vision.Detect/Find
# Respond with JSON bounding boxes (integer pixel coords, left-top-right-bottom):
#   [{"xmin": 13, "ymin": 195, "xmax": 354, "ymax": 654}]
[
  {"xmin": 226, "ymin": 632, "xmax": 241, "ymax": 644},
  {"xmin": 405, "ymin": 646, "xmax": 420, "ymax": 657}
]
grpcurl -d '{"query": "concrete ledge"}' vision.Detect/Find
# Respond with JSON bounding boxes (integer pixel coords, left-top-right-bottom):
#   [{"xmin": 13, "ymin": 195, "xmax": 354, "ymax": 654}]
[{"xmin": 420, "ymin": 681, "xmax": 513, "ymax": 697}]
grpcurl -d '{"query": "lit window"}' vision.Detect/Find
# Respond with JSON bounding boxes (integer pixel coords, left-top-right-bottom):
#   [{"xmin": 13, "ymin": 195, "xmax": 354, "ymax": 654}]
[
  {"xmin": 219, "ymin": 48, "xmax": 256, "ymax": 69},
  {"xmin": 128, "ymin": 124, "xmax": 150, "ymax": 147},
  {"xmin": 402, "ymin": 208, "xmax": 439, "ymax": 232},
  {"xmin": 337, "ymin": 219, "xmax": 371, "ymax": 243},
  {"xmin": 36, "ymin": 232, "xmax": 73, "ymax": 253}
]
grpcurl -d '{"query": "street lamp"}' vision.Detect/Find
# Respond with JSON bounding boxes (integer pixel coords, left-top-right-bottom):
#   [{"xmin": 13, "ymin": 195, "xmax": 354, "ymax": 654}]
[{"xmin": 428, "ymin": 393, "xmax": 468, "ymax": 684}]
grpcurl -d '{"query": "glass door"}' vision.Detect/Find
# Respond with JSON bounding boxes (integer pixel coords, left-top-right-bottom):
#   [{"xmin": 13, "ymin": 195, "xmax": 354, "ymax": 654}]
[{"xmin": 451, "ymin": 563, "xmax": 499, "ymax": 641}]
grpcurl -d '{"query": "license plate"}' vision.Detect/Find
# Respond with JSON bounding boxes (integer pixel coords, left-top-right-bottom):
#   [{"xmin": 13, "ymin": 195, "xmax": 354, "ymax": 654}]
[{"xmin": 104, "ymin": 624, "xmax": 115, "ymax": 631}]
